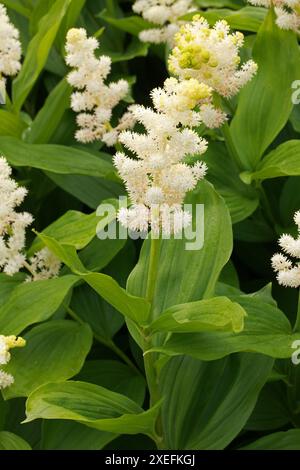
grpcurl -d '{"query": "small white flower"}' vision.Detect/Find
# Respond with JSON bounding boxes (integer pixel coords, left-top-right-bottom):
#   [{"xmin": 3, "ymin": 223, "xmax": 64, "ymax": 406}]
[
  {"xmin": 26, "ymin": 248, "xmax": 61, "ymax": 282},
  {"xmin": 0, "ymin": 5, "xmax": 22, "ymax": 88},
  {"xmin": 65, "ymin": 29, "xmax": 134, "ymax": 146},
  {"xmin": 169, "ymin": 15, "xmax": 258, "ymax": 98},
  {"xmin": 114, "ymin": 78, "xmax": 209, "ymax": 235},
  {"xmin": 272, "ymin": 210, "xmax": 300, "ymax": 288},
  {"xmin": 133, "ymin": 0, "xmax": 196, "ymax": 45},
  {"xmin": 248, "ymin": 0, "xmax": 300, "ymax": 33},
  {"xmin": 0, "ymin": 335, "xmax": 26, "ymax": 390}
]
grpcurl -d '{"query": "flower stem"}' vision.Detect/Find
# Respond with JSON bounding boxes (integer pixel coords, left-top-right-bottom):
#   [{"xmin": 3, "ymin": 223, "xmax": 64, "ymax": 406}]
[
  {"xmin": 293, "ymin": 289, "xmax": 300, "ymax": 333},
  {"xmin": 146, "ymin": 236, "xmax": 161, "ymax": 305},
  {"xmin": 143, "ymin": 235, "xmax": 166, "ymax": 448},
  {"xmin": 65, "ymin": 305, "xmax": 140, "ymax": 375}
]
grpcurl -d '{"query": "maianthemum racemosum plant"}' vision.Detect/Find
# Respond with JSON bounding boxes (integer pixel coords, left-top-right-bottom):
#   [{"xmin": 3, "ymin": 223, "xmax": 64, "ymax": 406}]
[{"xmin": 2, "ymin": 0, "xmax": 300, "ymax": 451}]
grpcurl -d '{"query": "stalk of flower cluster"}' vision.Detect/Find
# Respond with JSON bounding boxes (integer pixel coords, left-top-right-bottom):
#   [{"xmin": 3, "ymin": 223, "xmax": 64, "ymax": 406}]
[
  {"xmin": 271, "ymin": 210, "xmax": 300, "ymax": 331},
  {"xmin": 0, "ymin": 5, "xmax": 22, "ymax": 100},
  {"xmin": 0, "ymin": 157, "xmax": 61, "ymax": 281},
  {"xmin": 0, "ymin": 335, "xmax": 25, "ymax": 390},
  {"xmin": 248, "ymin": 1, "xmax": 300, "ymax": 32},
  {"xmin": 132, "ymin": 0, "xmax": 196, "ymax": 45},
  {"xmin": 65, "ymin": 28, "xmax": 136, "ymax": 146},
  {"xmin": 168, "ymin": 15, "xmax": 258, "ymax": 169}
]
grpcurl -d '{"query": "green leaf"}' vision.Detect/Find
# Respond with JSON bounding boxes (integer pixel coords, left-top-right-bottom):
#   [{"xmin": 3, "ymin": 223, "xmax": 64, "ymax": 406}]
[
  {"xmin": 231, "ymin": 9, "xmax": 300, "ymax": 170},
  {"xmin": 2, "ymin": 320, "xmax": 93, "ymax": 400},
  {"xmin": 109, "ymin": 37, "xmax": 149, "ymax": 63},
  {"xmin": 242, "ymin": 141, "xmax": 300, "ymax": 182},
  {"xmin": 36, "ymin": 233, "xmax": 151, "ymax": 325},
  {"xmin": 25, "ymin": 381, "xmax": 159, "ymax": 436},
  {"xmin": 127, "ymin": 181, "xmax": 233, "ymax": 320},
  {"xmin": 150, "ymin": 296, "xmax": 300, "ymax": 360},
  {"xmin": 0, "ymin": 273, "xmax": 26, "ymax": 308},
  {"xmin": 12, "ymin": 0, "xmax": 72, "ymax": 110},
  {"xmin": 160, "ymin": 354, "xmax": 273, "ymax": 449},
  {"xmin": 0, "ymin": 431, "xmax": 31, "ymax": 450},
  {"xmin": 205, "ymin": 142, "xmax": 259, "ymax": 223},
  {"xmin": 98, "ymin": 12, "xmax": 154, "ymax": 36},
  {"xmin": 0, "ymin": 111, "xmax": 27, "ymax": 138},
  {"xmin": 25, "ymin": 79, "xmax": 72, "ymax": 144},
  {"xmin": 0, "ymin": 137, "xmax": 116, "ymax": 180},
  {"xmin": 41, "ymin": 359, "xmax": 145, "ymax": 450},
  {"xmin": 241, "ymin": 430, "xmax": 300, "ymax": 450},
  {"xmin": 150, "ymin": 297, "xmax": 246, "ymax": 334},
  {"xmin": 184, "ymin": 6, "xmax": 267, "ymax": 32},
  {"xmin": 0, "ymin": 275, "xmax": 78, "ymax": 335}
]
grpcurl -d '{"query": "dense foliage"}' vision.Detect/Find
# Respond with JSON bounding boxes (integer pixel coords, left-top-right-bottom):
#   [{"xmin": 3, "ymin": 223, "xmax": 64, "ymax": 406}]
[{"xmin": 0, "ymin": 0, "xmax": 300, "ymax": 451}]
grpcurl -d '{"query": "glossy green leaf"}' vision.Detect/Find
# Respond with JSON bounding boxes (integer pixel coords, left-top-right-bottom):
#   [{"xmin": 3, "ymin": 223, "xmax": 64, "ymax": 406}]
[
  {"xmin": 241, "ymin": 430, "xmax": 300, "ymax": 450},
  {"xmin": 0, "ymin": 275, "xmax": 78, "ymax": 335},
  {"xmin": 160, "ymin": 354, "xmax": 273, "ymax": 449},
  {"xmin": 25, "ymin": 79, "xmax": 72, "ymax": 144},
  {"xmin": 3, "ymin": 320, "xmax": 93, "ymax": 400},
  {"xmin": 0, "ymin": 137, "xmax": 116, "ymax": 180},
  {"xmin": 150, "ymin": 296, "xmax": 300, "ymax": 360},
  {"xmin": 12, "ymin": 0, "xmax": 72, "ymax": 110},
  {"xmin": 0, "ymin": 111, "xmax": 27, "ymax": 138},
  {"xmin": 0, "ymin": 273, "xmax": 26, "ymax": 308},
  {"xmin": 0, "ymin": 431, "xmax": 31, "ymax": 450},
  {"xmin": 25, "ymin": 381, "xmax": 159, "ymax": 436},
  {"xmin": 150, "ymin": 297, "xmax": 246, "ymax": 334},
  {"xmin": 231, "ymin": 9, "xmax": 300, "ymax": 169},
  {"xmin": 127, "ymin": 181, "xmax": 233, "ymax": 320},
  {"xmin": 242, "ymin": 141, "xmax": 300, "ymax": 183}
]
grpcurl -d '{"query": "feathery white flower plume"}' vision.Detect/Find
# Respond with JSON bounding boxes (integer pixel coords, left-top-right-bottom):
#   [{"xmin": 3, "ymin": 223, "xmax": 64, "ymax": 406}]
[
  {"xmin": 272, "ymin": 211, "xmax": 300, "ymax": 288},
  {"xmin": 0, "ymin": 157, "xmax": 61, "ymax": 280},
  {"xmin": 248, "ymin": 1, "xmax": 300, "ymax": 32},
  {"xmin": 0, "ymin": 335, "xmax": 25, "ymax": 390},
  {"xmin": 0, "ymin": 5, "xmax": 22, "ymax": 95},
  {"xmin": 133, "ymin": 0, "xmax": 195, "ymax": 44},
  {"xmin": 113, "ymin": 77, "xmax": 212, "ymax": 236},
  {"xmin": 168, "ymin": 15, "xmax": 258, "ymax": 98},
  {"xmin": 65, "ymin": 28, "xmax": 135, "ymax": 146}
]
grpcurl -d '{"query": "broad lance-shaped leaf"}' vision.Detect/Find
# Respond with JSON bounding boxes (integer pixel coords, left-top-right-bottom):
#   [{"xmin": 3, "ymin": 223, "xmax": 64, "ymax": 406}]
[
  {"xmin": 36, "ymin": 233, "xmax": 151, "ymax": 325},
  {"xmin": 159, "ymin": 354, "xmax": 273, "ymax": 449},
  {"xmin": 150, "ymin": 297, "xmax": 246, "ymax": 334},
  {"xmin": 127, "ymin": 181, "xmax": 233, "ymax": 320},
  {"xmin": 29, "ymin": 200, "xmax": 120, "ymax": 254},
  {"xmin": 0, "ymin": 432, "xmax": 31, "ymax": 450},
  {"xmin": 24, "ymin": 381, "xmax": 160, "ymax": 437},
  {"xmin": 241, "ymin": 140, "xmax": 300, "ymax": 183},
  {"xmin": 0, "ymin": 275, "xmax": 78, "ymax": 335},
  {"xmin": 0, "ymin": 137, "xmax": 117, "ymax": 180},
  {"xmin": 2, "ymin": 320, "xmax": 93, "ymax": 400},
  {"xmin": 149, "ymin": 296, "xmax": 300, "ymax": 360},
  {"xmin": 12, "ymin": 0, "xmax": 72, "ymax": 110},
  {"xmin": 0, "ymin": 110, "xmax": 27, "ymax": 138},
  {"xmin": 25, "ymin": 79, "xmax": 72, "ymax": 144},
  {"xmin": 231, "ymin": 9, "xmax": 300, "ymax": 170},
  {"xmin": 241, "ymin": 430, "xmax": 300, "ymax": 450}
]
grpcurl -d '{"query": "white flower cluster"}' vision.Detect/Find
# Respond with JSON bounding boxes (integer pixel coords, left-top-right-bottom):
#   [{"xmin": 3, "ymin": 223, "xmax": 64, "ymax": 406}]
[
  {"xmin": 132, "ymin": 0, "xmax": 195, "ymax": 44},
  {"xmin": 65, "ymin": 28, "xmax": 135, "ymax": 146},
  {"xmin": 0, "ymin": 335, "xmax": 25, "ymax": 390},
  {"xmin": 0, "ymin": 5, "xmax": 22, "ymax": 94},
  {"xmin": 0, "ymin": 157, "xmax": 61, "ymax": 281},
  {"xmin": 248, "ymin": 1, "xmax": 300, "ymax": 32},
  {"xmin": 113, "ymin": 77, "xmax": 216, "ymax": 236},
  {"xmin": 168, "ymin": 15, "xmax": 258, "ymax": 98},
  {"xmin": 272, "ymin": 211, "xmax": 300, "ymax": 288}
]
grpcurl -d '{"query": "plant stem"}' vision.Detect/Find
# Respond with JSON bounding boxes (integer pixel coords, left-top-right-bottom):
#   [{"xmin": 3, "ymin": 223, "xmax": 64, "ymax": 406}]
[
  {"xmin": 146, "ymin": 237, "xmax": 161, "ymax": 305},
  {"xmin": 65, "ymin": 305, "xmax": 140, "ymax": 375},
  {"xmin": 293, "ymin": 289, "xmax": 300, "ymax": 333},
  {"xmin": 257, "ymin": 182, "xmax": 276, "ymax": 227},
  {"xmin": 221, "ymin": 121, "xmax": 244, "ymax": 171},
  {"xmin": 143, "ymin": 235, "xmax": 166, "ymax": 448}
]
